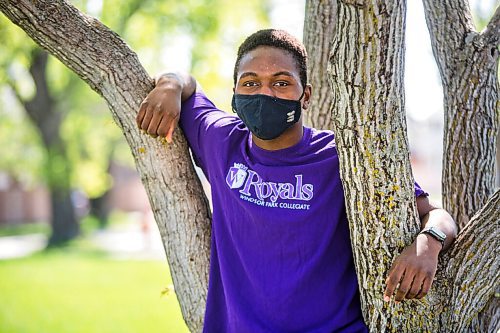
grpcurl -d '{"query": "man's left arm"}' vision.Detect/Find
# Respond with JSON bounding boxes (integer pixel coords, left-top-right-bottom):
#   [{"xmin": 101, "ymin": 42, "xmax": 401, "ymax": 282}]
[{"xmin": 383, "ymin": 195, "xmax": 458, "ymax": 303}]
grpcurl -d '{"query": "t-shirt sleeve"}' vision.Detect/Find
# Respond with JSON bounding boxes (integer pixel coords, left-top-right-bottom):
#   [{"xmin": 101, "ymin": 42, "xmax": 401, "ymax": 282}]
[
  {"xmin": 414, "ymin": 181, "xmax": 429, "ymax": 198},
  {"xmin": 179, "ymin": 90, "xmax": 241, "ymax": 178}
]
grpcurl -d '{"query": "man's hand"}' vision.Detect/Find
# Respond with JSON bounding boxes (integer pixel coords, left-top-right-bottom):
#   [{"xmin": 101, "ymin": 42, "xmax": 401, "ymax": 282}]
[
  {"xmin": 136, "ymin": 73, "xmax": 196, "ymax": 142},
  {"xmin": 383, "ymin": 233, "xmax": 442, "ymax": 303},
  {"xmin": 384, "ymin": 197, "xmax": 457, "ymax": 303}
]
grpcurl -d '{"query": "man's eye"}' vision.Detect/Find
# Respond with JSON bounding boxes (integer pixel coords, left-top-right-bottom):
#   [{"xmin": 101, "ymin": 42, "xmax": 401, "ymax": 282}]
[
  {"xmin": 274, "ymin": 81, "xmax": 289, "ymax": 87},
  {"xmin": 242, "ymin": 81, "xmax": 258, "ymax": 87}
]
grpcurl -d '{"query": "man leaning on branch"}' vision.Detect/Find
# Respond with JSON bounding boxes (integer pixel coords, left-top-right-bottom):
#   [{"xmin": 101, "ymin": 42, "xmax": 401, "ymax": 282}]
[{"xmin": 137, "ymin": 29, "xmax": 458, "ymax": 333}]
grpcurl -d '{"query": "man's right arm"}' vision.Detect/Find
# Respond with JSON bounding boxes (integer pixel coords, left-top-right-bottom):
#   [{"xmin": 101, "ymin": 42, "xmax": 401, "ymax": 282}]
[{"xmin": 136, "ymin": 73, "xmax": 197, "ymax": 142}]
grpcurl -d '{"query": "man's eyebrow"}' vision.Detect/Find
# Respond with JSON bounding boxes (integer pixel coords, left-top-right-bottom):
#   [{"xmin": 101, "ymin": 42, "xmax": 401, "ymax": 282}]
[
  {"xmin": 239, "ymin": 72, "xmax": 258, "ymax": 79},
  {"xmin": 239, "ymin": 71, "xmax": 296, "ymax": 79},
  {"xmin": 273, "ymin": 71, "xmax": 294, "ymax": 77}
]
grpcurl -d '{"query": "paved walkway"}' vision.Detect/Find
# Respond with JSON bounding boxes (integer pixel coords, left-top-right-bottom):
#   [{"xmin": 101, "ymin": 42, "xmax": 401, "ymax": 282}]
[
  {"xmin": 0, "ymin": 234, "xmax": 46, "ymax": 260},
  {"xmin": 0, "ymin": 221, "xmax": 166, "ymax": 260}
]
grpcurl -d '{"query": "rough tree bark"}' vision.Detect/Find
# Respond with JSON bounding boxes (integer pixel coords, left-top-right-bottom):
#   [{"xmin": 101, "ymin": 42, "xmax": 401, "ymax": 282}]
[
  {"xmin": 421, "ymin": 1, "xmax": 499, "ymax": 230},
  {"xmin": 326, "ymin": 0, "xmax": 499, "ymax": 331},
  {"xmin": 0, "ymin": 1, "xmax": 211, "ymax": 332},
  {"xmin": 421, "ymin": 1, "xmax": 500, "ymax": 330},
  {"xmin": 7, "ymin": 49, "xmax": 79, "ymax": 246},
  {"xmin": 1, "ymin": 0, "xmax": 498, "ymax": 332}
]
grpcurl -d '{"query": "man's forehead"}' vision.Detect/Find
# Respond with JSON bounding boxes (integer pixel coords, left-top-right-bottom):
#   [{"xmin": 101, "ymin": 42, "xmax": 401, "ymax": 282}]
[
  {"xmin": 239, "ymin": 71, "xmax": 295, "ymax": 79},
  {"xmin": 237, "ymin": 46, "xmax": 300, "ymax": 77}
]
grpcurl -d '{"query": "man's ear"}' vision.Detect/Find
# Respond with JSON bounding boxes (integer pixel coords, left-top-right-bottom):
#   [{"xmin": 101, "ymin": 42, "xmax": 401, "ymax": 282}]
[{"xmin": 302, "ymin": 84, "xmax": 313, "ymax": 110}]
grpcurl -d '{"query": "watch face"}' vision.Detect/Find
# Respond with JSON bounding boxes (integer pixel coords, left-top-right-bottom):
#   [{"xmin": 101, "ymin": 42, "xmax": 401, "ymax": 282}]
[{"xmin": 430, "ymin": 227, "xmax": 446, "ymax": 239}]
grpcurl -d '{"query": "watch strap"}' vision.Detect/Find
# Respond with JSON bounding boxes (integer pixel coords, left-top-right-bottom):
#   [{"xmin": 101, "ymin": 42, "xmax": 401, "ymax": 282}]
[{"xmin": 419, "ymin": 226, "xmax": 446, "ymax": 248}]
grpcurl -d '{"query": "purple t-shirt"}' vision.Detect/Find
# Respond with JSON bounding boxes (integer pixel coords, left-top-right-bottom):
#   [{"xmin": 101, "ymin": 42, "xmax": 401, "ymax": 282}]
[{"xmin": 180, "ymin": 91, "xmax": 427, "ymax": 333}]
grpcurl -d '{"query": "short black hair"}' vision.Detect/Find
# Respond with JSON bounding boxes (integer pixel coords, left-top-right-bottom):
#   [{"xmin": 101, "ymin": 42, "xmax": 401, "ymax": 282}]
[{"xmin": 233, "ymin": 29, "xmax": 308, "ymax": 89}]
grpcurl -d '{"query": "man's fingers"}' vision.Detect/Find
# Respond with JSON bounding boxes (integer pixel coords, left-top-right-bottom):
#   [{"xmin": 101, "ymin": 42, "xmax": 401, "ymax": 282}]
[
  {"xmin": 406, "ymin": 273, "xmax": 425, "ymax": 299},
  {"xmin": 157, "ymin": 116, "xmax": 171, "ymax": 138},
  {"xmin": 165, "ymin": 114, "xmax": 180, "ymax": 143},
  {"xmin": 136, "ymin": 101, "xmax": 148, "ymax": 128},
  {"xmin": 147, "ymin": 111, "xmax": 163, "ymax": 138},
  {"xmin": 384, "ymin": 265, "xmax": 404, "ymax": 302},
  {"xmin": 138, "ymin": 94, "xmax": 180, "ymax": 140},
  {"xmin": 415, "ymin": 277, "xmax": 433, "ymax": 299},
  {"xmin": 140, "ymin": 106, "xmax": 155, "ymax": 131},
  {"xmin": 394, "ymin": 270, "xmax": 414, "ymax": 302}
]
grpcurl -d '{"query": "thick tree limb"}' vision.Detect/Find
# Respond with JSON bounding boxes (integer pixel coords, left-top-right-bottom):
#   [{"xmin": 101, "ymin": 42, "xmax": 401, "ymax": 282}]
[
  {"xmin": 0, "ymin": 1, "xmax": 211, "ymax": 331},
  {"xmin": 445, "ymin": 190, "xmax": 500, "ymax": 331},
  {"xmin": 422, "ymin": 0, "xmax": 499, "ymax": 229}
]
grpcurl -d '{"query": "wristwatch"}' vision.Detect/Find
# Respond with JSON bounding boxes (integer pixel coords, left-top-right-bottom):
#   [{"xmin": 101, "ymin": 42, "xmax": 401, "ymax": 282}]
[{"xmin": 419, "ymin": 226, "xmax": 446, "ymax": 249}]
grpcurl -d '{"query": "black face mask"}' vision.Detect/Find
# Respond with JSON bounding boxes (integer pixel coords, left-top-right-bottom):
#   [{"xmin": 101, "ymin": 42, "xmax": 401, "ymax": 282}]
[{"xmin": 231, "ymin": 91, "xmax": 304, "ymax": 140}]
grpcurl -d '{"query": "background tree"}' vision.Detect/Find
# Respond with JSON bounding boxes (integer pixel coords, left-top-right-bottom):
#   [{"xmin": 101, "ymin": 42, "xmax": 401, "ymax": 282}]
[
  {"xmin": 1, "ymin": 42, "xmax": 80, "ymax": 246},
  {"xmin": 0, "ymin": 0, "xmax": 265, "ymax": 239},
  {"xmin": 303, "ymin": 0, "xmax": 336, "ymax": 130},
  {"xmin": 0, "ymin": 0, "xmax": 147, "ymax": 243},
  {"xmin": 0, "ymin": 0, "xmax": 497, "ymax": 332}
]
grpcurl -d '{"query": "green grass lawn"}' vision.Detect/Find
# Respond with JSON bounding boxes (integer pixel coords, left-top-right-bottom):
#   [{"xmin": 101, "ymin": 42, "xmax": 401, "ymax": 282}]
[{"xmin": 0, "ymin": 245, "xmax": 190, "ymax": 333}]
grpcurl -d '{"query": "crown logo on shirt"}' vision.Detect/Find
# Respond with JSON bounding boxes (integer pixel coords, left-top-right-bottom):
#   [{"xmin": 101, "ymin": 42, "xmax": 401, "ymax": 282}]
[{"xmin": 226, "ymin": 164, "xmax": 248, "ymax": 189}]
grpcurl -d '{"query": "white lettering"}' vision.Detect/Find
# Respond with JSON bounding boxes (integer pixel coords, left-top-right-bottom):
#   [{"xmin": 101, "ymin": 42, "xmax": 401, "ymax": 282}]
[{"xmin": 228, "ymin": 164, "xmax": 314, "ymax": 209}]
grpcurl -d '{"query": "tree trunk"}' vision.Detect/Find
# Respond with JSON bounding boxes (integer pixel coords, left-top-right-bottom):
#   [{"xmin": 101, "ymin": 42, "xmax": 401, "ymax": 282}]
[
  {"xmin": 43, "ymin": 139, "xmax": 79, "ymax": 246},
  {"xmin": 49, "ymin": 186, "xmax": 79, "ymax": 245},
  {"xmin": 303, "ymin": 0, "xmax": 336, "ymax": 130},
  {"xmin": 1, "ymin": 0, "xmax": 498, "ymax": 332},
  {"xmin": 89, "ymin": 146, "xmax": 117, "ymax": 229},
  {"xmin": 324, "ymin": 0, "xmax": 499, "ymax": 331},
  {"xmin": 329, "ymin": 1, "xmax": 422, "ymax": 329},
  {"xmin": 0, "ymin": 2, "xmax": 210, "ymax": 332},
  {"xmin": 89, "ymin": 189, "xmax": 112, "ymax": 229},
  {"xmin": 422, "ymin": 1, "xmax": 499, "ymax": 230},
  {"xmin": 11, "ymin": 49, "xmax": 80, "ymax": 246}
]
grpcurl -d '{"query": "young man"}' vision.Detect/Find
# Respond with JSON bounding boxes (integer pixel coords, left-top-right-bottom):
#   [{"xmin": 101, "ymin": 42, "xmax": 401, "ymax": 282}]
[{"xmin": 137, "ymin": 29, "xmax": 457, "ymax": 333}]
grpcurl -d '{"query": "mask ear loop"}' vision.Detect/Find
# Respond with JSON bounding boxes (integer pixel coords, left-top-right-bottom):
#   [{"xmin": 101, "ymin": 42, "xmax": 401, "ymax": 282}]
[
  {"xmin": 297, "ymin": 89, "xmax": 306, "ymax": 113},
  {"xmin": 297, "ymin": 89, "xmax": 306, "ymax": 102}
]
